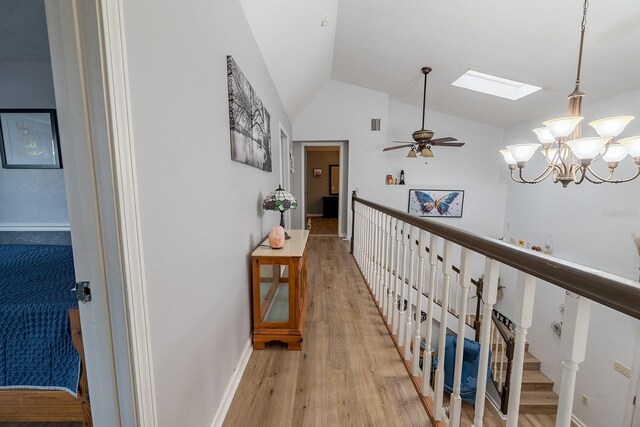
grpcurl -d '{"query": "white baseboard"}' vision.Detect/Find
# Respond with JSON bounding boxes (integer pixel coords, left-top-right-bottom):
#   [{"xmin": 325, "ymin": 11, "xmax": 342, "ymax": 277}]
[
  {"xmin": 306, "ymin": 213, "xmax": 323, "ymax": 217},
  {"xmin": 209, "ymin": 338, "xmax": 253, "ymax": 427},
  {"xmin": 0, "ymin": 223, "xmax": 71, "ymax": 232}
]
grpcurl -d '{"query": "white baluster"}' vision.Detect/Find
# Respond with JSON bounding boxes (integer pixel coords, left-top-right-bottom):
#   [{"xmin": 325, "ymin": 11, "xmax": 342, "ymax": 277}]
[
  {"xmin": 421, "ymin": 234, "xmax": 440, "ymax": 397},
  {"xmin": 434, "ymin": 240, "xmax": 454, "ymax": 419},
  {"xmin": 506, "ymin": 272, "xmax": 536, "ymax": 427},
  {"xmin": 473, "ymin": 258, "xmax": 500, "ymax": 427},
  {"xmin": 392, "ymin": 220, "xmax": 403, "ymax": 336},
  {"xmin": 368, "ymin": 207, "xmax": 375, "ymax": 287},
  {"xmin": 449, "ymin": 248, "xmax": 473, "ymax": 427},
  {"xmin": 365, "ymin": 207, "xmax": 371, "ymax": 284},
  {"xmin": 377, "ymin": 211, "xmax": 385, "ymax": 304},
  {"xmin": 556, "ymin": 292, "xmax": 591, "ymax": 427},
  {"xmin": 398, "ymin": 223, "xmax": 409, "ymax": 347},
  {"xmin": 412, "ymin": 229, "xmax": 428, "ymax": 376},
  {"xmin": 386, "ymin": 218, "xmax": 397, "ymax": 323},
  {"xmin": 373, "ymin": 211, "xmax": 381, "ymax": 298},
  {"xmin": 378, "ymin": 213, "xmax": 387, "ymax": 309},
  {"xmin": 382, "ymin": 215, "xmax": 390, "ymax": 316},
  {"xmin": 404, "ymin": 226, "xmax": 417, "ymax": 360}
]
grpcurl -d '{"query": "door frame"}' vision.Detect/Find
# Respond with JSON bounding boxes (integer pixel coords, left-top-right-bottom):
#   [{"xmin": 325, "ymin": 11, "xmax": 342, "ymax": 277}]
[
  {"xmin": 45, "ymin": 0, "xmax": 156, "ymax": 425},
  {"xmin": 278, "ymin": 124, "xmax": 291, "ymax": 228},
  {"xmin": 298, "ymin": 140, "xmax": 348, "ymax": 237}
]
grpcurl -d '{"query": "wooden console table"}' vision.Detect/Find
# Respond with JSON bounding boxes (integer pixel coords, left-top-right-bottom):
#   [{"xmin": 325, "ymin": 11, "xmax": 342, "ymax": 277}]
[{"xmin": 251, "ymin": 230, "xmax": 309, "ymax": 350}]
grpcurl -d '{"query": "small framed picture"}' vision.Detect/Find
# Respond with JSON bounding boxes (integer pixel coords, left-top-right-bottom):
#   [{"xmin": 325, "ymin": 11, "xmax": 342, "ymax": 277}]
[
  {"xmin": 408, "ymin": 189, "xmax": 464, "ymax": 218},
  {"xmin": 0, "ymin": 109, "xmax": 61, "ymax": 169},
  {"xmin": 386, "ymin": 174, "xmax": 393, "ymax": 185},
  {"xmin": 313, "ymin": 168, "xmax": 323, "ymax": 178}
]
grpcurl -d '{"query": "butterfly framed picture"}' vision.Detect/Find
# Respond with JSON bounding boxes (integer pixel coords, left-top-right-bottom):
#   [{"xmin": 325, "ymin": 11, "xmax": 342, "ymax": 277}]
[{"xmin": 408, "ymin": 189, "xmax": 464, "ymax": 218}]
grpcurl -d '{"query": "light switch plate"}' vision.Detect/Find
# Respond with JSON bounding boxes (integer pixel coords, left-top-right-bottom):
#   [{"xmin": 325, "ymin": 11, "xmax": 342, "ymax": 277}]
[{"xmin": 614, "ymin": 361, "xmax": 632, "ymax": 378}]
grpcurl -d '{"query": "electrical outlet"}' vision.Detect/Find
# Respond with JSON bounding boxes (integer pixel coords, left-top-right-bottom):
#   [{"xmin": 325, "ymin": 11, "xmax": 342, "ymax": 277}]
[
  {"xmin": 614, "ymin": 361, "xmax": 632, "ymax": 378},
  {"xmin": 581, "ymin": 394, "xmax": 589, "ymax": 406}
]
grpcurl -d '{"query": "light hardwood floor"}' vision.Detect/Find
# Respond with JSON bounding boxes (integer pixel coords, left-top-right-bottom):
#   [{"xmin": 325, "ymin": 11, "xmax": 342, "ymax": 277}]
[
  {"xmin": 224, "ymin": 237, "xmax": 558, "ymax": 427},
  {"xmin": 306, "ymin": 217, "xmax": 338, "ymax": 236}
]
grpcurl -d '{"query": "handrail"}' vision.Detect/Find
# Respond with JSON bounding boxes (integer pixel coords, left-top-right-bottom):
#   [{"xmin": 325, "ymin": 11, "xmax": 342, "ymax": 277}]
[{"xmin": 353, "ymin": 195, "xmax": 640, "ymax": 320}]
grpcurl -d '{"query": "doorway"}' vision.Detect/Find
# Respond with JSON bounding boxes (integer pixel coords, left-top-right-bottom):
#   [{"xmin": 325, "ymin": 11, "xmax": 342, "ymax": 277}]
[{"xmin": 298, "ymin": 141, "xmax": 348, "ymax": 238}]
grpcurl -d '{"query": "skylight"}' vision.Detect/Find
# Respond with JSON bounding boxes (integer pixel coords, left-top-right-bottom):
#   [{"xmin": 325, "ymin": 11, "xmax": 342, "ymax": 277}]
[{"xmin": 451, "ymin": 70, "xmax": 542, "ymax": 100}]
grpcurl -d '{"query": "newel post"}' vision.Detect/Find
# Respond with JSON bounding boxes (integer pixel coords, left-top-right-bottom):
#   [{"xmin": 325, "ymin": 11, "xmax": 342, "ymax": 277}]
[
  {"xmin": 556, "ymin": 291, "xmax": 591, "ymax": 427},
  {"xmin": 350, "ymin": 190, "xmax": 357, "ymax": 254}
]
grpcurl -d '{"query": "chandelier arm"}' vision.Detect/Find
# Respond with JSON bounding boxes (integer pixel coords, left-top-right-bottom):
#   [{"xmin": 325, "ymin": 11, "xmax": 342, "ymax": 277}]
[
  {"xmin": 585, "ymin": 164, "xmax": 640, "ymax": 184},
  {"xmin": 510, "ymin": 169, "xmax": 525, "ymax": 183},
  {"xmin": 517, "ymin": 164, "xmax": 555, "ymax": 184},
  {"xmin": 573, "ymin": 166, "xmax": 589, "ymax": 185}
]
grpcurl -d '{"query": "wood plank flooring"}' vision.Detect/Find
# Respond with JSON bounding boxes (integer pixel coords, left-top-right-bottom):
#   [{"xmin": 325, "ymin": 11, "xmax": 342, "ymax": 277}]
[
  {"xmin": 306, "ymin": 217, "xmax": 338, "ymax": 235},
  {"xmin": 224, "ymin": 237, "xmax": 558, "ymax": 427},
  {"xmin": 224, "ymin": 236, "xmax": 426, "ymax": 427}
]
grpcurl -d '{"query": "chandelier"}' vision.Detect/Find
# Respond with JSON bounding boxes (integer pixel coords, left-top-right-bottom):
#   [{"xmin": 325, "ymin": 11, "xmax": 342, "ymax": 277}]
[{"xmin": 499, "ymin": 0, "xmax": 640, "ymax": 187}]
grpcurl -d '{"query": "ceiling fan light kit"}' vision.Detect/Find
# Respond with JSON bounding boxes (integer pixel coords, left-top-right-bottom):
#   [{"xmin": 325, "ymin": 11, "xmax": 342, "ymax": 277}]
[
  {"xmin": 500, "ymin": 0, "xmax": 640, "ymax": 187},
  {"xmin": 383, "ymin": 66, "xmax": 465, "ymax": 162}
]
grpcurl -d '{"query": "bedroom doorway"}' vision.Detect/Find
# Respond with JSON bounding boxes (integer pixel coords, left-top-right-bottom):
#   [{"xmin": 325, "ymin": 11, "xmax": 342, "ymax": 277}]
[{"xmin": 298, "ymin": 141, "xmax": 348, "ymax": 238}]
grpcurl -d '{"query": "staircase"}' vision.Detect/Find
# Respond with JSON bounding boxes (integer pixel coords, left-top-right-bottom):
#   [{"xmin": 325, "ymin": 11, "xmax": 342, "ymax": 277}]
[{"xmin": 491, "ymin": 334, "xmax": 559, "ymax": 414}]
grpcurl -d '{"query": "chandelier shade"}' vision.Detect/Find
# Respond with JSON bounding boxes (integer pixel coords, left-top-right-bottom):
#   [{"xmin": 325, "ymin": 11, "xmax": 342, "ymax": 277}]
[
  {"xmin": 619, "ymin": 137, "xmax": 640, "ymax": 158},
  {"xmin": 565, "ymin": 137, "xmax": 609, "ymax": 161},
  {"xmin": 533, "ymin": 127, "xmax": 556, "ymax": 145},
  {"xmin": 499, "ymin": 149, "xmax": 516, "ymax": 165},
  {"xmin": 589, "ymin": 116, "xmax": 635, "ymax": 138},
  {"xmin": 542, "ymin": 117, "xmax": 584, "ymax": 139},
  {"xmin": 601, "ymin": 143, "xmax": 628, "ymax": 164},
  {"xmin": 506, "ymin": 143, "xmax": 540, "ymax": 163},
  {"xmin": 499, "ymin": 0, "xmax": 640, "ymax": 187}
]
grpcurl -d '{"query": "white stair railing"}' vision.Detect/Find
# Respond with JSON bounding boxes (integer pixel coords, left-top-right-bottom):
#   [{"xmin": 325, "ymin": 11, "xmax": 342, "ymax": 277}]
[{"xmin": 350, "ymin": 193, "xmax": 640, "ymax": 427}]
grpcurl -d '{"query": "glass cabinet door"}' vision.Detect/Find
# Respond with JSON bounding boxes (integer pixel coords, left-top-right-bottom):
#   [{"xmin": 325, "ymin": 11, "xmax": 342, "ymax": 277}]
[{"xmin": 259, "ymin": 263, "xmax": 290, "ymax": 324}]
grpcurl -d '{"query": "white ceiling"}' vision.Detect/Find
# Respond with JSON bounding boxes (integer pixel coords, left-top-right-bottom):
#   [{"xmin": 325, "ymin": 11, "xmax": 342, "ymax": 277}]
[
  {"xmin": 242, "ymin": 0, "xmax": 640, "ymax": 128},
  {"xmin": 239, "ymin": 0, "xmax": 339, "ymax": 120}
]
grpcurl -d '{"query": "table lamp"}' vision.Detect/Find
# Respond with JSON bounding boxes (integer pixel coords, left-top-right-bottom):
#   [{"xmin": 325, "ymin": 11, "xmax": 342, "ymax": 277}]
[{"xmin": 262, "ymin": 185, "xmax": 298, "ymax": 239}]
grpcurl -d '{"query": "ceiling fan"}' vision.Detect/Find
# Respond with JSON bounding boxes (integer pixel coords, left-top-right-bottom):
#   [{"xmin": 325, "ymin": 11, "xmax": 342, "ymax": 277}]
[{"xmin": 383, "ymin": 66, "xmax": 465, "ymax": 159}]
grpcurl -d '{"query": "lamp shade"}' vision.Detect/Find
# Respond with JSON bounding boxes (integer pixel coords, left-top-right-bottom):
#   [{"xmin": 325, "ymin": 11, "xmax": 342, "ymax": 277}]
[
  {"xmin": 407, "ymin": 149, "xmax": 418, "ymax": 158},
  {"xmin": 565, "ymin": 137, "xmax": 609, "ymax": 161},
  {"xmin": 543, "ymin": 117, "xmax": 584, "ymax": 138},
  {"xmin": 506, "ymin": 143, "xmax": 540, "ymax": 162},
  {"xmin": 619, "ymin": 136, "xmax": 640, "ymax": 158},
  {"xmin": 421, "ymin": 147, "xmax": 434, "ymax": 157},
  {"xmin": 601, "ymin": 143, "xmax": 628, "ymax": 163},
  {"xmin": 499, "ymin": 149, "xmax": 516, "ymax": 165},
  {"xmin": 263, "ymin": 186, "xmax": 298, "ymax": 212},
  {"xmin": 532, "ymin": 127, "xmax": 556, "ymax": 145},
  {"xmin": 589, "ymin": 116, "xmax": 634, "ymax": 138}
]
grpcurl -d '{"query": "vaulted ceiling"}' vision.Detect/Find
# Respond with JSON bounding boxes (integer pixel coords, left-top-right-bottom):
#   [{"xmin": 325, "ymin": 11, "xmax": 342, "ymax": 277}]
[{"xmin": 241, "ymin": 0, "xmax": 640, "ymax": 128}]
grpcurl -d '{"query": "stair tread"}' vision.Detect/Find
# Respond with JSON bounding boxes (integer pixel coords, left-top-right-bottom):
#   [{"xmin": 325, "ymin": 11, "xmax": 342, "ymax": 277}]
[
  {"xmin": 522, "ymin": 371, "xmax": 554, "ymax": 383},
  {"xmin": 520, "ymin": 391, "xmax": 559, "ymax": 406}
]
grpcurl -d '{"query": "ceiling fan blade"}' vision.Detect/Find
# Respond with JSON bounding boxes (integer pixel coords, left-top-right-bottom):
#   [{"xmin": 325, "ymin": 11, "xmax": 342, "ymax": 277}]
[
  {"xmin": 430, "ymin": 137, "xmax": 458, "ymax": 144},
  {"xmin": 432, "ymin": 142, "xmax": 465, "ymax": 147},
  {"xmin": 392, "ymin": 140, "xmax": 415, "ymax": 144},
  {"xmin": 383, "ymin": 144, "xmax": 413, "ymax": 151}
]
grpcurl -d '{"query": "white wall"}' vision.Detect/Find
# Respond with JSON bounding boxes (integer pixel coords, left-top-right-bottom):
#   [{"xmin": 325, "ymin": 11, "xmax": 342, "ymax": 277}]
[
  {"xmin": 498, "ymin": 88, "xmax": 640, "ymax": 427},
  {"xmin": 293, "ymin": 80, "xmax": 507, "ymax": 239},
  {"xmin": 121, "ymin": 1, "xmax": 291, "ymax": 425}
]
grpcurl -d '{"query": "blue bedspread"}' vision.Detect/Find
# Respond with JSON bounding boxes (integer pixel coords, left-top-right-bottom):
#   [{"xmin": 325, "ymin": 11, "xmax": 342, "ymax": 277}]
[{"xmin": 0, "ymin": 245, "xmax": 80, "ymax": 395}]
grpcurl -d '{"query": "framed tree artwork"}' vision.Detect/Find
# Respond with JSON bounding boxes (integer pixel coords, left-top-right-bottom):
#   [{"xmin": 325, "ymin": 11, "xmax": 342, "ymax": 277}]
[{"xmin": 227, "ymin": 56, "xmax": 272, "ymax": 172}]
